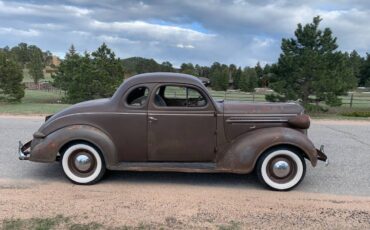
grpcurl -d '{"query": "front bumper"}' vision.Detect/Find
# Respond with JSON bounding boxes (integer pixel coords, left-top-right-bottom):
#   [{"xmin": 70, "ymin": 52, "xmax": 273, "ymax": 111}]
[
  {"xmin": 316, "ymin": 145, "xmax": 329, "ymax": 166},
  {"xmin": 18, "ymin": 140, "xmax": 31, "ymax": 160}
]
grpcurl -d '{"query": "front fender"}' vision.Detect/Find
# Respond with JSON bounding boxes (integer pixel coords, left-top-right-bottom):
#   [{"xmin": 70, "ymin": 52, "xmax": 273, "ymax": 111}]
[
  {"xmin": 217, "ymin": 127, "xmax": 318, "ymax": 173},
  {"xmin": 29, "ymin": 125, "xmax": 118, "ymax": 167}
]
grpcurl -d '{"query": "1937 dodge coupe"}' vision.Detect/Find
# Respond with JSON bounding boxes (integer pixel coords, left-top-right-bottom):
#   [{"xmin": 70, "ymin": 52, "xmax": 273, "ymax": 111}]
[{"xmin": 19, "ymin": 72, "xmax": 328, "ymax": 190}]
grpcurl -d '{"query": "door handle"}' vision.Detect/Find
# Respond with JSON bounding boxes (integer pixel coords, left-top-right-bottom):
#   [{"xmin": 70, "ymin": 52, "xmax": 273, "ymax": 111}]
[{"xmin": 148, "ymin": 116, "xmax": 158, "ymax": 121}]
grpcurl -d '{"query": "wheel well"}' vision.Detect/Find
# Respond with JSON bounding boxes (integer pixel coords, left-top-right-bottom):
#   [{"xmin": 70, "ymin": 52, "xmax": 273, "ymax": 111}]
[
  {"xmin": 58, "ymin": 140, "xmax": 103, "ymax": 161},
  {"xmin": 258, "ymin": 144, "xmax": 308, "ymax": 162}
]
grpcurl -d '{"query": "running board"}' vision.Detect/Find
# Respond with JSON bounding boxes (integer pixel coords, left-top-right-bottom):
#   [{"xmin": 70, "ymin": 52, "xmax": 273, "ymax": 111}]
[{"xmin": 109, "ymin": 162, "xmax": 218, "ymax": 173}]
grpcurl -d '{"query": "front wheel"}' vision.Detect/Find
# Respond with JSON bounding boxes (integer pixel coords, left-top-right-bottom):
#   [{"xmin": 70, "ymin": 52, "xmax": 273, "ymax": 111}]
[
  {"xmin": 62, "ymin": 143, "xmax": 106, "ymax": 185},
  {"xmin": 257, "ymin": 147, "xmax": 306, "ymax": 191}
]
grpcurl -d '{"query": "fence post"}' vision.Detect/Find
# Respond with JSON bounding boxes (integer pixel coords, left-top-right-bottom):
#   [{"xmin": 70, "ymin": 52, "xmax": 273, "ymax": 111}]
[
  {"xmin": 224, "ymin": 91, "xmax": 227, "ymax": 100},
  {"xmin": 350, "ymin": 93, "xmax": 353, "ymax": 108},
  {"xmin": 252, "ymin": 93, "xmax": 255, "ymax": 102}
]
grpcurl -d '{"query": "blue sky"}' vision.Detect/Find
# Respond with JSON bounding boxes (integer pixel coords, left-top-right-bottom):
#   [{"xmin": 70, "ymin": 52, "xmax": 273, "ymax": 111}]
[{"xmin": 1, "ymin": 0, "xmax": 370, "ymax": 67}]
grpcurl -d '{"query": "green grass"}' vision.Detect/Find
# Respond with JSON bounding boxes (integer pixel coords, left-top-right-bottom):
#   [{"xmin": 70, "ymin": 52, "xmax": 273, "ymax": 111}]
[
  {"xmin": 22, "ymin": 90, "xmax": 64, "ymax": 104},
  {"xmin": 2, "ymin": 215, "xmax": 105, "ymax": 230},
  {"xmin": 2, "ymin": 215, "xmax": 68, "ymax": 230},
  {"xmin": 308, "ymin": 107, "xmax": 370, "ymax": 120},
  {"xmin": 0, "ymin": 90, "xmax": 70, "ymax": 115},
  {"xmin": 218, "ymin": 221, "xmax": 242, "ymax": 230},
  {"xmin": 0, "ymin": 103, "xmax": 69, "ymax": 115},
  {"xmin": 1, "ymin": 215, "xmax": 246, "ymax": 230},
  {"xmin": 341, "ymin": 111, "xmax": 370, "ymax": 117},
  {"xmin": 0, "ymin": 87, "xmax": 369, "ymax": 116}
]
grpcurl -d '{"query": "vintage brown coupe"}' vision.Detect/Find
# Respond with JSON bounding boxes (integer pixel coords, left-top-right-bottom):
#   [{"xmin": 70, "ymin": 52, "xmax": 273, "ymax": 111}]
[{"xmin": 19, "ymin": 73, "xmax": 328, "ymax": 190}]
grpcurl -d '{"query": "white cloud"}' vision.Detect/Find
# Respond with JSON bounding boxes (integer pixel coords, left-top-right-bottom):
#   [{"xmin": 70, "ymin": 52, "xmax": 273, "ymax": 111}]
[
  {"xmin": 252, "ymin": 37, "xmax": 275, "ymax": 48},
  {"xmin": 90, "ymin": 20, "xmax": 215, "ymax": 42},
  {"xmin": 0, "ymin": 27, "xmax": 39, "ymax": 37},
  {"xmin": 0, "ymin": 0, "xmax": 91, "ymax": 18},
  {"xmin": 97, "ymin": 35, "xmax": 140, "ymax": 44},
  {"xmin": 176, "ymin": 44, "xmax": 195, "ymax": 49},
  {"xmin": 31, "ymin": 23, "xmax": 65, "ymax": 30},
  {"xmin": 62, "ymin": 5, "xmax": 91, "ymax": 16},
  {"xmin": 71, "ymin": 30, "xmax": 91, "ymax": 36}
]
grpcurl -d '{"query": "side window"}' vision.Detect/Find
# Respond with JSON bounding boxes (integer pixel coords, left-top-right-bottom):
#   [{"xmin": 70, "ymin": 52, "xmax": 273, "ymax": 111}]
[
  {"xmin": 164, "ymin": 86, "xmax": 187, "ymax": 99},
  {"xmin": 187, "ymin": 88, "xmax": 207, "ymax": 107},
  {"xmin": 126, "ymin": 86, "xmax": 149, "ymax": 107},
  {"xmin": 155, "ymin": 85, "xmax": 207, "ymax": 107}
]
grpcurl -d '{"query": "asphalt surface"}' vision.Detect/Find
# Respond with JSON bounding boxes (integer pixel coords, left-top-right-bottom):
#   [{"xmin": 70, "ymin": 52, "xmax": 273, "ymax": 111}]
[{"xmin": 0, "ymin": 116, "xmax": 369, "ymax": 196}]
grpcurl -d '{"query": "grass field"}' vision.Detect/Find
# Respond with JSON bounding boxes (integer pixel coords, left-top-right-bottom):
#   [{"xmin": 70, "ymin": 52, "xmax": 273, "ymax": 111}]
[
  {"xmin": 0, "ymin": 88, "xmax": 369, "ymax": 117},
  {"xmin": 0, "ymin": 90, "xmax": 69, "ymax": 115},
  {"xmin": 208, "ymin": 89, "xmax": 370, "ymax": 108}
]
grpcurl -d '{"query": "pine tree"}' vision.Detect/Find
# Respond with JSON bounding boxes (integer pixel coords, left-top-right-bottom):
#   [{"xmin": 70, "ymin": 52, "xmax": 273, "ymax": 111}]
[
  {"xmin": 255, "ymin": 62, "xmax": 263, "ymax": 87},
  {"xmin": 210, "ymin": 62, "xmax": 228, "ymax": 91},
  {"xmin": 270, "ymin": 16, "xmax": 357, "ymax": 105},
  {"xmin": 68, "ymin": 44, "xmax": 77, "ymax": 56},
  {"xmin": 53, "ymin": 43, "xmax": 125, "ymax": 103},
  {"xmin": 360, "ymin": 54, "xmax": 370, "ymax": 87},
  {"xmin": 27, "ymin": 45, "xmax": 44, "ymax": 84},
  {"xmin": 0, "ymin": 51, "xmax": 24, "ymax": 102},
  {"xmin": 240, "ymin": 67, "xmax": 258, "ymax": 92},
  {"xmin": 233, "ymin": 67, "xmax": 242, "ymax": 89}
]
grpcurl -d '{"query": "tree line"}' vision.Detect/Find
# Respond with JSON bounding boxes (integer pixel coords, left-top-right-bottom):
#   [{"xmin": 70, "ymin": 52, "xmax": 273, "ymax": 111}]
[
  {"xmin": 1, "ymin": 16, "xmax": 370, "ymax": 105},
  {"xmin": 0, "ymin": 43, "xmax": 53, "ymax": 101},
  {"xmin": 51, "ymin": 45, "xmax": 270, "ymax": 103}
]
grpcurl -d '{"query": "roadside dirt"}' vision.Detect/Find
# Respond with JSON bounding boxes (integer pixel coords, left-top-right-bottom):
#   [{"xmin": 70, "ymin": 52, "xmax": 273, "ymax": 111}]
[
  {"xmin": 0, "ymin": 114, "xmax": 45, "ymax": 120},
  {"xmin": 0, "ymin": 179, "xmax": 369, "ymax": 229}
]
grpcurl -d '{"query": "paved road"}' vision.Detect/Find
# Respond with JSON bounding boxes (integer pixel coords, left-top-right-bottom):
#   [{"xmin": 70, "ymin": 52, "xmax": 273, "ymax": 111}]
[{"xmin": 0, "ymin": 116, "xmax": 369, "ymax": 196}]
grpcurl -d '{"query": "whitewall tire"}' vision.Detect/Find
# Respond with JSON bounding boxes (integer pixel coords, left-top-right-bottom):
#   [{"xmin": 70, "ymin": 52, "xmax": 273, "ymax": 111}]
[
  {"xmin": 62, "ymin": 143, "xmax": 106, "ymax": 185},
  {"xmin": 257, "ymin": 147, "xmax": 306, "ymax": 191}
]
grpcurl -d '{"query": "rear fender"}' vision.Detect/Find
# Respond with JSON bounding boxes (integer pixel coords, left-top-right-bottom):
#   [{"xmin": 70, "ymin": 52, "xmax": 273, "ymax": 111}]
[
  {"xmin": 29, "ymin": 125, "xmax": 118, "ymax": 167},
  {"xmin": 217, "ymin": 127, "xmax": 318, "ymax": 173}
]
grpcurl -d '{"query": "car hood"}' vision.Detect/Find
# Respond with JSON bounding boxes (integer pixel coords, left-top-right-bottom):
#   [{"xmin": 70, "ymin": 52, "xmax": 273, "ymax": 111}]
[
  {"xmin": 223, "ymin": 101, "xmax": 304, "ymax": 115},
  {"xmin": 43, "ymin": 98, "xmax": 112, "ymax": 125}
]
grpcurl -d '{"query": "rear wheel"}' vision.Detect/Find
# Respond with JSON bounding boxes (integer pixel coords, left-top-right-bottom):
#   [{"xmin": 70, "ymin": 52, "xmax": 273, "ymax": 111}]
[
  {"xmin": 257, "ymin": 147, "xmax": 306, "ymax": 191},
  {"xmin": 62, "ymin": 143, "xmax": 106, "ymax": 185}
]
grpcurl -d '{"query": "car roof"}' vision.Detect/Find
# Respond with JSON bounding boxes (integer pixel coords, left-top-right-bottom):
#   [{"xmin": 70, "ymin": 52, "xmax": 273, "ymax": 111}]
[{"xmin": 124, "ymin": 72, "xmax": 204, "ymax": 87}]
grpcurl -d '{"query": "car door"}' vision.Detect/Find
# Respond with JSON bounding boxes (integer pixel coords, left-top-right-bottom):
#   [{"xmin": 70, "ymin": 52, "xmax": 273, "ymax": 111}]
[
  {"xmin": 147, "ymin": 84, "xmax": 217, "ymax": 162},
  {"xmin": 115, "ymin": 84, "xmax": 151, "ymax": 162}
]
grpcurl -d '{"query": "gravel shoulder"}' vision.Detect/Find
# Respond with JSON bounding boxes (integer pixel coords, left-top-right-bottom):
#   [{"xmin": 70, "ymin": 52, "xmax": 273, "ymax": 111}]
[{"xmin": 1, "ymin": 179, "xmax": 370, "ymax": 229}]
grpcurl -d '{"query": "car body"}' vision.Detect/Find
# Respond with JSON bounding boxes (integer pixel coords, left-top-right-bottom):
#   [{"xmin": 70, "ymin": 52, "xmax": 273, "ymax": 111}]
[
  {"xmin": 198, "ymin": 77, "xmax": 211, "ymax": 87},
  {"xmin": 19, "ymin": 72, "xmax": 328, "ymax": 190}
]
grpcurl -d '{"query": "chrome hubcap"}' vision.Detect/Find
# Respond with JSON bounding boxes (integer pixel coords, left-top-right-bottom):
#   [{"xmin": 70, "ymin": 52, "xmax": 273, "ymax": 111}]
[
  {"xmin": 74, "ymin": 154, "xmax": 92, "ymax": 172},
  {"xmin": 272, "ymin": 160, "xmax": 290, "ymax": 178}
]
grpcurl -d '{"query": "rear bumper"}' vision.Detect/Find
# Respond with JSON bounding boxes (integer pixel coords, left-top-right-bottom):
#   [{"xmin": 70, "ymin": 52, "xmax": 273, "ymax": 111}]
[
  {"xmin": 316, "ymin": 145, "xmax": 329, "ymax": 166},
  {"xmin": 18, "ymin": 140, "xmax": 31, "ymax": 160}
]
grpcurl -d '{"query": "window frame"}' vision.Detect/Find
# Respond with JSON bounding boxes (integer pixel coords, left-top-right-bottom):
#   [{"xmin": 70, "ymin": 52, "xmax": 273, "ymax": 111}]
[
  {"xmin": 151, "ymin": 83, "xmax": 210, "ymax": 109},
  {"xmin": 123, "ymin": 84, "xmax": 150, "ymax": 109}
]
